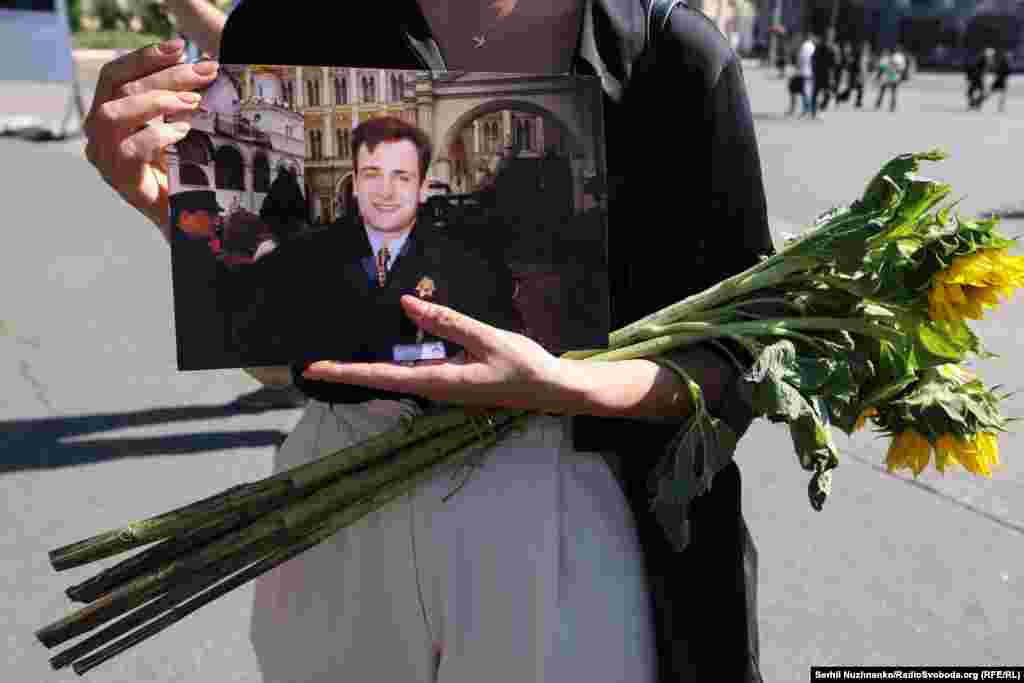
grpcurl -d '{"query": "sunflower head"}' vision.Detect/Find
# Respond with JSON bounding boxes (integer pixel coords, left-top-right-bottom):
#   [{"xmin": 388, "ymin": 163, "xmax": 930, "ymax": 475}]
[
  {"xmin": 885, "ymin": 429, "xmax": 931, "ymax": 476},
  {"xmin": 928, "ymin": 248, "xmax": 1024, "ymax": 323}
]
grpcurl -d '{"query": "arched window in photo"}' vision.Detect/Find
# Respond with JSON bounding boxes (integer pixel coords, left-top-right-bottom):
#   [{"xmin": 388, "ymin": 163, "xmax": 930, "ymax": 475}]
[
  {"xmin": 214, "ymin": 145, "xmax": 245, "ymax": 190},
  {"xmin": 179, "ymin": 163, "xmax": 209, "ymax": 186},
  {"xmin": 176, "ymin": 129, "xmax": 213, "ymax": 165},
  {"xmin": 253, "ymin": 154, "xmax": 271, "ymax": 192}
]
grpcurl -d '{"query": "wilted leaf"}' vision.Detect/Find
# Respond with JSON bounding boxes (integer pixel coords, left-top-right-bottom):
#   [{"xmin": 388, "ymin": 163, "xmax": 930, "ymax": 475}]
[{"xmin": 648, "ymin": 413, "xmax": 740, "ymax": 553}]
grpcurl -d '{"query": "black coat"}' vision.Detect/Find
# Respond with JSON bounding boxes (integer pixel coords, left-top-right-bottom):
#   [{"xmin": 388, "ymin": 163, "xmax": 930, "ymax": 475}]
[
  {"xmin": 170, "ymin": 227, "xmax": 243, "ymax": 371},
  {"xmin": 222, "ymin": 217, "xmax": 519, "ymax": 378},
  {"xmin": 221, "ymin": 2, "xmax": 773, "ymax": 680}
]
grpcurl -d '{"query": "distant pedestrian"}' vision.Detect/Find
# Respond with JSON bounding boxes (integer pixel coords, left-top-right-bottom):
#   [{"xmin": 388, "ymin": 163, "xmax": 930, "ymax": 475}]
[
  {"xmin": 786, "ymin": 72, "xmax": 805, "ymax": 116},
  {"xmin": 836, "ymin": 41, "xmax": 868, "ymax": 108},
  {"xmin": 874, "ymin": 47, "xmax": 904, "ymax": 112},
  {"xmin": 991, "ymin": 50, "xmax": 1011, "ymax": 112},
  {"xmin": 966, "ymin": 49, "xmax": 992, "ymax": 110},
  {"xmin": 797, "ymin": 33, "xmax": 816, "ymax": 117},
  {"xmin": 812, "ymin": 32, "xmax": 838, "ymax": 116}
]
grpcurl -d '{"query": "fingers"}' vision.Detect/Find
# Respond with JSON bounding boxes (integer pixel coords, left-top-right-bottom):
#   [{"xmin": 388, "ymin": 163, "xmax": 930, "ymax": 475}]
[
  {"xmin": 91, "ymin": 90, "xmax": 202, "ymax": 135},
  {"xmin": 303, "ymin": 360, "xmax": 455, "ymax": 398},
  {"xmin": 94, "ymin": 39, "xmax": 188, "ymax": 103},
  {"xmin": 118, "ymin": 120, "xmax": 194, "ymax": 165},
  {"xmin": 116, "ymin": 60, "xmax": 220, "ymax": 103},
  {"xmin": 401, "ymin": 296, "xmax": 500, "ymax": 356}
]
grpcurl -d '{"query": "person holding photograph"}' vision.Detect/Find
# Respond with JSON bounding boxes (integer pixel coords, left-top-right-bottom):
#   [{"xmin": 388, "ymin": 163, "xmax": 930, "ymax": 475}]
[{"xmin": 81, "ymin": 1, "xmax": 773, "ymax": 681}]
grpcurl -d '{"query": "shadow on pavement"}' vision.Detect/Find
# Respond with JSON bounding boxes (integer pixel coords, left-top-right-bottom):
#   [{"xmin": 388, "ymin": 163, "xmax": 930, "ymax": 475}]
[{"xmin": 0, "ymin": 404, "xmax": 291, "ymax": 473}]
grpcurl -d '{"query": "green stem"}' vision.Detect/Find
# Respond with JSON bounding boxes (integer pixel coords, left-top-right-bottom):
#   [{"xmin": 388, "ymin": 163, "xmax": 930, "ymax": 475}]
[
  {"xmin": 607, "ymin": 256, "xmax": 821, "ymax": 349},
  {"xmin": 37, "ymin": 410, "xmax": 526, "ymax": 651},
  {"xmin": 48, "ymin": 407, "xmax": 475, "ymax": 571},
  {"xmin": 588, "ymin": 317, "xmax": 901, "ymax": 362},
  {"xmin": 64, "ymin": 411, "xmax": 534, "ymax": 675}
]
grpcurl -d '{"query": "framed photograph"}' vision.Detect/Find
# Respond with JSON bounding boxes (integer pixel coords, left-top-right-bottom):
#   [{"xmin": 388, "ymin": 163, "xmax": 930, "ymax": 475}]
[{"xmin": 167, "ymin": 65, "xmax": 610, "ymax": 370}]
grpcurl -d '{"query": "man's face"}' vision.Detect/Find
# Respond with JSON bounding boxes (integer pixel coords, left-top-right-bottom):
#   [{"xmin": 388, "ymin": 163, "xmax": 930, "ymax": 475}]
[
  {"xmin": 354, "ymin": 139, "xmax": 423, "ymax": 234},
  {"xmin": 178, "ymin": 209, "xmax": 219, "ymax": 238}
]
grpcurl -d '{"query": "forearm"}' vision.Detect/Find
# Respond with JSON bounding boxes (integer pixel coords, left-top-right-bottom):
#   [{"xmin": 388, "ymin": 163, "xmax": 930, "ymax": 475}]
[
  {"xmin": 164, "ymin": 0, "xmax": 227, "ymax": 57},
  {"xmin": 558, "ymin": 345, "xmax": 737, "ymax": 423}
]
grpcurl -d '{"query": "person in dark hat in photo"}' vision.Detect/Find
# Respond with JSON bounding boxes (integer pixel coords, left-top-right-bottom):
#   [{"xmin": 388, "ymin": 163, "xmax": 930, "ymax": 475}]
[
  {"xmin": 171, "ymin": 188, "xmax": 226, "ymax": 254},
  {"xmin": 169, "ymin": 189, "xmax": 240, "ymax": 370}
]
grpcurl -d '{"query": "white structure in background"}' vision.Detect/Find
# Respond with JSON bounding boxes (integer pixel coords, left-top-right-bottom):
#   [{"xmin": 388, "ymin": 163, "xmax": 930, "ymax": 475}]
[{"xmin": 166, "ymin": 65, "xmax": 306, "ymax": 217}]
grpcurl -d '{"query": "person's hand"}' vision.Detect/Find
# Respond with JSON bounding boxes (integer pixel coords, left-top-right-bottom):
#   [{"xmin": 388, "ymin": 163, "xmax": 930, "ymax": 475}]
[
  {"xmin": 302, "ymin": 295, "xmax": 575, "ymax": 413},
  {"xmin": 83, "ymin": 38, "xmax": 220, "ymax": 242}
]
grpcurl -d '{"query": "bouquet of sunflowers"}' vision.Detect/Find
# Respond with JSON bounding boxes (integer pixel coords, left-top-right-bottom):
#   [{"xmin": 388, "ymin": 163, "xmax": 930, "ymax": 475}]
[{"xmin": 36, "ymin": 150, "xmax": 1019, "ymax": 674}]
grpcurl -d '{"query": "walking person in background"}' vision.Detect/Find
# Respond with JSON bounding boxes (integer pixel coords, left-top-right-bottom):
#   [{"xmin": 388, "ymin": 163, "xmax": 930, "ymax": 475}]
[
  {"xmin": 811, "ymin": 30, "xmax": 837, "ymax": 117},
  {"xmin": 837, "ymin": 41, "xmax": 869, "ymax": 108},
  {"xmin": 990, "ymin": 49, "xmax": 1011, "ymax": 113},
  {"xmin": 966, "ymin": 48, "xmax": 992, "ymax": 110},
  {"xmin": 874, "ymin": 47, "xmax": 904, "ymax": 112},
  {"xmin": 786, "ymin": 69, "xmax": 805, "ymax": 116},
  {"xmin": 797, "ymin": 32, "xmax": 817, "ymax": 118}
]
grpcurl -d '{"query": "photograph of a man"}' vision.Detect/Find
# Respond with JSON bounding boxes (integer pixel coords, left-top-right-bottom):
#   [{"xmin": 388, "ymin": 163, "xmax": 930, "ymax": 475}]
[{"xmin": 212, "ymin": 115, "xmax": 522, "ymax": 370}]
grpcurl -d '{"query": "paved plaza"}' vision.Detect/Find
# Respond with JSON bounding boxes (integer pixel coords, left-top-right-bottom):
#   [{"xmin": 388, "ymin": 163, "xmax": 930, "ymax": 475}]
[{"xmin": 2, "ymin": 56, "xmax": 1022, "ymax": 682}]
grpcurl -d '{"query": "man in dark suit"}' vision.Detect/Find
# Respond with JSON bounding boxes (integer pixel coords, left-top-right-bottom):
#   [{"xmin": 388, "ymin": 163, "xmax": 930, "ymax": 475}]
[
  {"xmin": 228, "ymin": 115, "xmax": 521, "ymax": 370},
  {"xmin": 170, "ymin": 189, "xmax": 242, "ymax": 370}
]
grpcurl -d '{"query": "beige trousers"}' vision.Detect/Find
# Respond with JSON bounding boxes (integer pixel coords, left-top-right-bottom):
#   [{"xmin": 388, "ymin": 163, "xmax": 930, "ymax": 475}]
[{"xmin": 249, "ymin": 399, "xmax": 656, "ymax": 683}]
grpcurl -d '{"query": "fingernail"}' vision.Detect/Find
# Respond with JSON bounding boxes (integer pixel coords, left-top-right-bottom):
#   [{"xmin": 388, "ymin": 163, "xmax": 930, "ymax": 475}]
[
  {"xmin": 178, "ymin": 92, "xmax": 202, "ymax": 105},
  {"xmin": 193, "ymin": 61, "xmax": 219, "ymax": 76},
  {"xmin": 158, "ymin": 38, "xmax": 185, "ymax": 54}
]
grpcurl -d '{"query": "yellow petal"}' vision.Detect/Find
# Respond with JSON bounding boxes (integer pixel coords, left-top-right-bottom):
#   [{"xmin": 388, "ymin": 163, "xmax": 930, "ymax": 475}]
[
  {"xmin": 909, "ymin": 431, "xmax": 932, "ymax": 476},
  {"xmin": 974, "ymin": 432, "xmax": 1001, "ymax": 476},
  {"xmin": 933, "ymin": 434, "xmax": 958, "ymax": 473},
  {"xmin": 945, "ymin": 283, "xmax": 967, "ymax": 305},
  {"xmin": 885, "ymin": 432, "xmax": 913, "ymax": 473},
  {"xmin": 954, "ymin": 437, "xmax": 985, "ymax": 476},
  {"xmin": 960, "ymin": 291, "xmax": 986, "ymax": 319}
]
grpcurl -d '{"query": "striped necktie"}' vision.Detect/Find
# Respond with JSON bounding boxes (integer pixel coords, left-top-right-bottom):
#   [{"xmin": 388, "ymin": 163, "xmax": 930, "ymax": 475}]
[{"xmin": 376, "ymin": 245, "xmax": 391, "ymax": 287}]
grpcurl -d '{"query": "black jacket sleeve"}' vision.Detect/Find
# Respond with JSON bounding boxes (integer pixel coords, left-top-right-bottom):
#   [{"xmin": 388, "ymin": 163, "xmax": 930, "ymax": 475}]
[
  {"xmin": 571, "ymin": 6, "xmax": 773, "ymax": 453},
  {"xmin": 572, "ymin": 7, "xmax": 771, "ymax": 682}
]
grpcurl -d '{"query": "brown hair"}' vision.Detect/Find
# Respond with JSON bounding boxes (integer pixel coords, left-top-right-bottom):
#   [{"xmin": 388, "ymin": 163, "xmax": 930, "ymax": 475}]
[{"xmin": 351, "ymin": 116, "xmax": 432, "ymax": 183}]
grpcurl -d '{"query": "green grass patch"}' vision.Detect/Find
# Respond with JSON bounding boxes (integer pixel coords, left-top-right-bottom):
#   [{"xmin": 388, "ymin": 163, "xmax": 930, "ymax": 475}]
[{"xmin": 72, "ymin": 30, "xmax": 167, "ymax": 52}]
